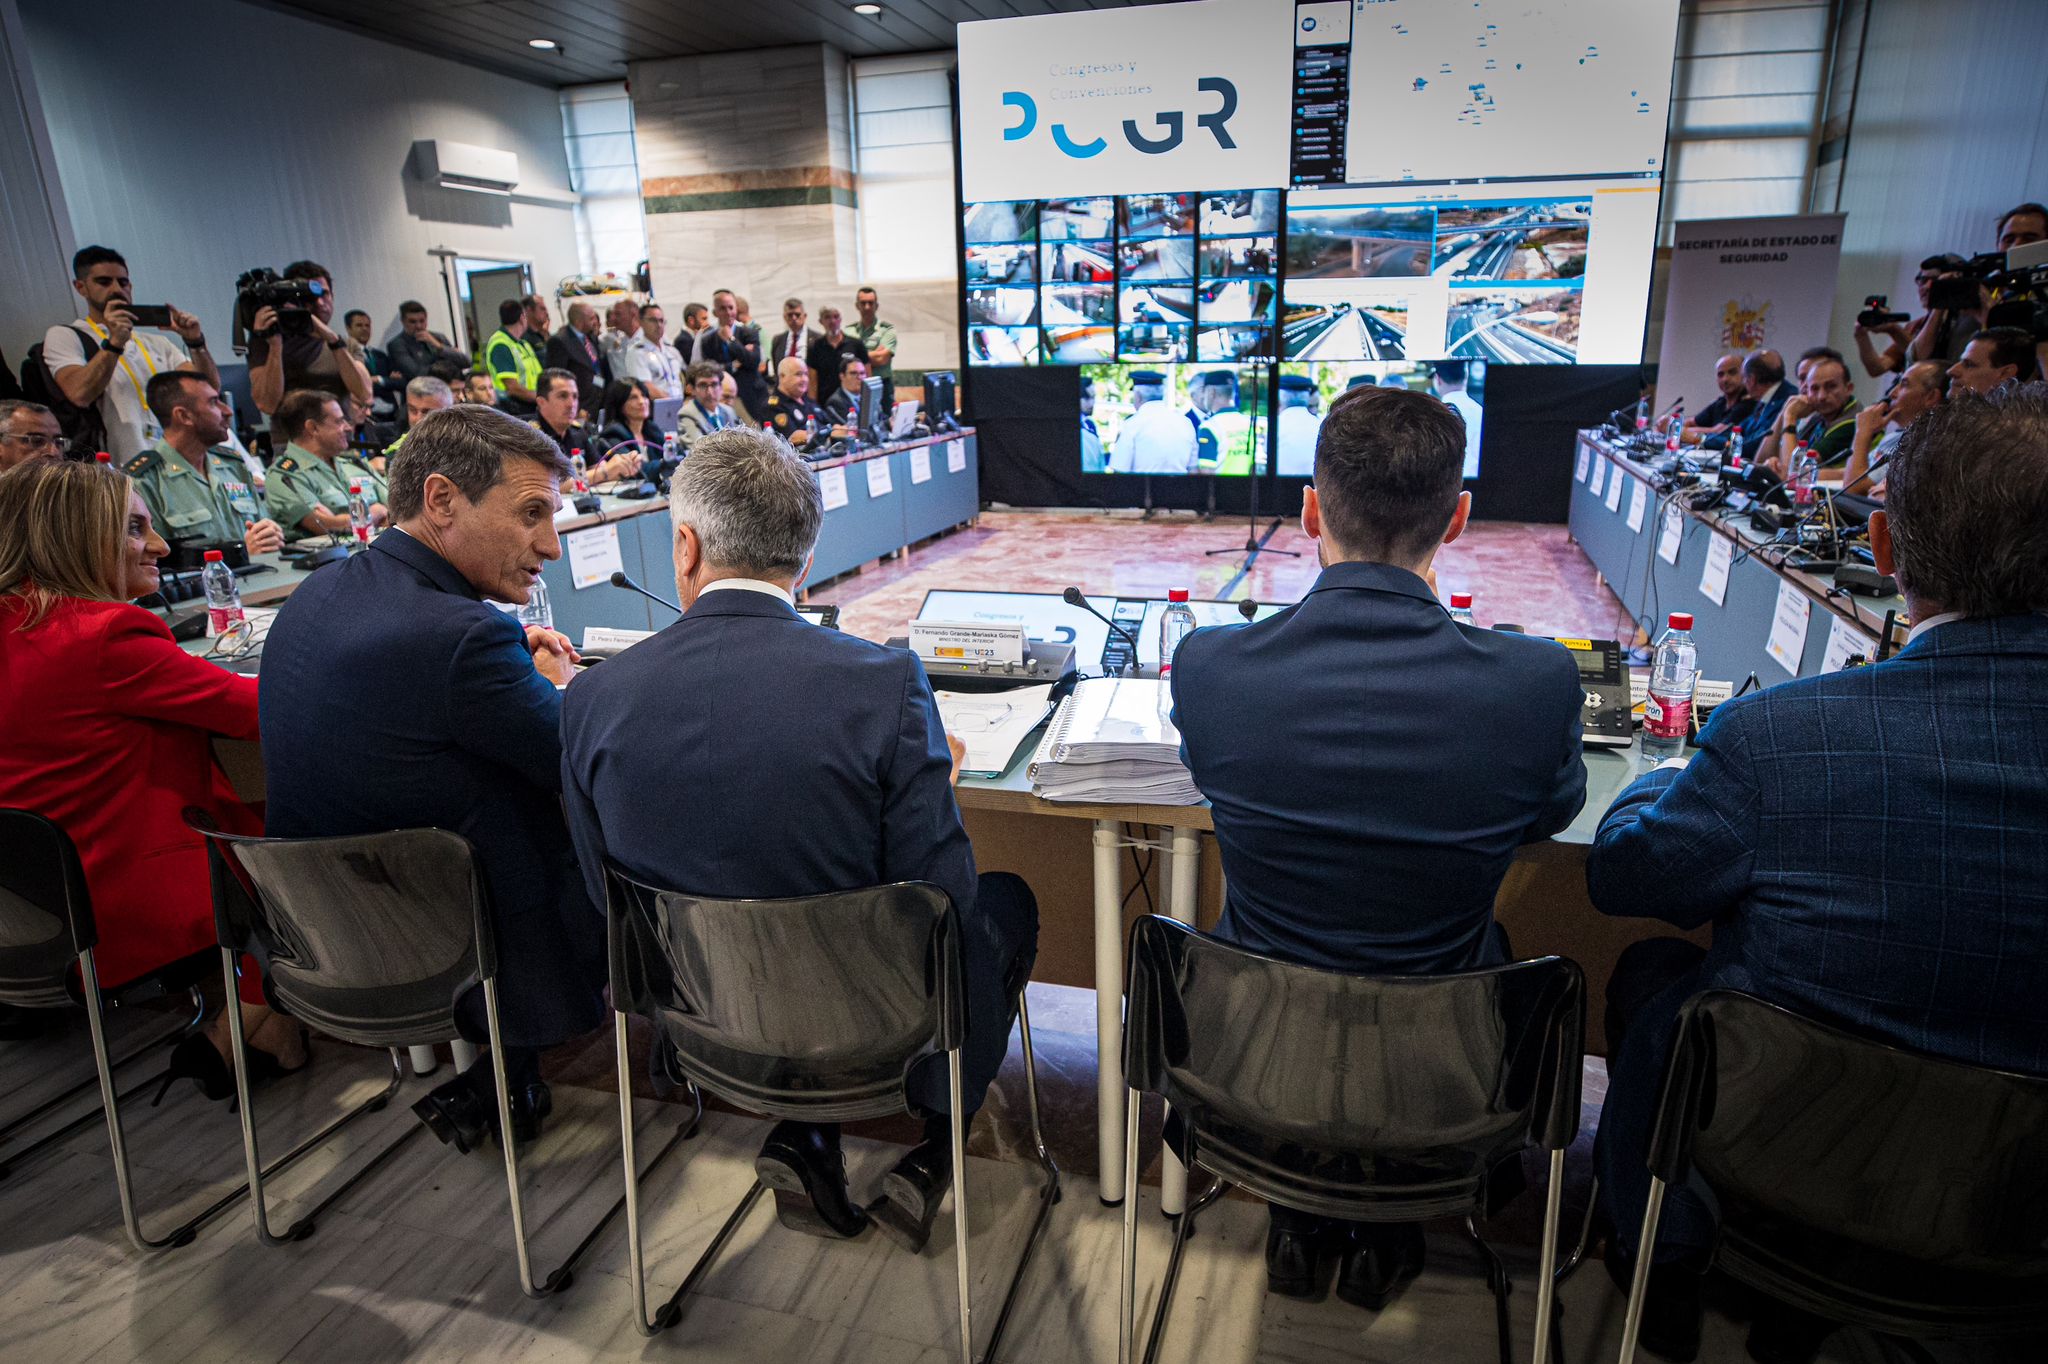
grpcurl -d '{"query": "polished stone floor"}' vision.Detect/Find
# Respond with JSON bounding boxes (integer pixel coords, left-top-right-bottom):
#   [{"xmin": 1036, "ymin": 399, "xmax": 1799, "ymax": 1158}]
[{"xmin": 0, "ymin": 1005, "xmax": 2020, "ymax": 1363}]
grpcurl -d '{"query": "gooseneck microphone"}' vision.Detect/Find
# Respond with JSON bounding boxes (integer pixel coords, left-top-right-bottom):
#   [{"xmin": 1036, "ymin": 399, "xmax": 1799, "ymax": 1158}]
[
  {"xmin": 609, "ymin": 570, "xmax": 681, "ymax": 614},
  {"xmin": 1062, "ymin": 586, "xmax": 1141, "ymax": 676},
  {"xmin": 1237, "ymin": 597, "xmax": 1258, "ymax": 622}
]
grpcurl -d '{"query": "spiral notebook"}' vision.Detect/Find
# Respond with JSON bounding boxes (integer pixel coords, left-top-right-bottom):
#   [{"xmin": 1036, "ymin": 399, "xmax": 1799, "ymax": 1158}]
[{"xmin": 1027, "ymin": 678, "xmax": 1201, "ymax": 804}]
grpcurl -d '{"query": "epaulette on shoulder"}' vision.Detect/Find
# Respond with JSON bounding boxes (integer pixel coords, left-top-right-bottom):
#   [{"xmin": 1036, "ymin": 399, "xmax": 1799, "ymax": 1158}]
[
  {"xmin": 122, "ymin": 448, "xmax": 160, "ymax": 476},
  {"xmin": 273, "ymin": 455, "xmax": 300, "ymax": 473}
]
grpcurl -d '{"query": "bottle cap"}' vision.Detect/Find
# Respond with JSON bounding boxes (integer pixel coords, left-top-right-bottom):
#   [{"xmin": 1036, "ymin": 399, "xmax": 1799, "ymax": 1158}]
[
  {"xmin": 1669, "ymin": 612, "xmax": 1694, "ymax": 630},
  {"xmin": 349, "ymin": 483, "xmax": 362, "ymax": 493},
  {"xmin": 95, "ymin": 451, "xmax": 113, "ymax": 463},
  {"xmin": 203, "ymin": 549, "xmax": 224, "ymax": 562},
  {"xmin": 1167, "ymin": 589, "xmax": 1189, "ymax": 603},
  {"xmin": 1450, "ymin": 593, "xmax": 1473, "ymax": 609},
  {"xmin": 571, "ymin": 449, "xmax": 584, "ymax": 458}
]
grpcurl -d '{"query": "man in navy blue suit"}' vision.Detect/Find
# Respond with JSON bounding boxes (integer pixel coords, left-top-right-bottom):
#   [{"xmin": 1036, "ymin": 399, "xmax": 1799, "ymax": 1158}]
[
  {"xmin": 261, "ymin": 405, "xmax": 601, "ymax": 1151},
  {"xmin": 560, "ymin": 427, "xmax": 1037, "ymax": 1252},
  {"xmin": 1172, "ymin": 383, "xmax": 1587, "ymax": 1309},
  {"xmin": 1588, "ymin": 384, "xmax": 2048, "ymax": 1362}
]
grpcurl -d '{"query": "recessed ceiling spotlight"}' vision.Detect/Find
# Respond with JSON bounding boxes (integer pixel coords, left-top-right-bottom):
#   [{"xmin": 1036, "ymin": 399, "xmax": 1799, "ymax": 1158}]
[
  {"xmin": 528, "ymin": 38, "xmax": 558, "ymax": 50},
  {"xmin": 853, "ymin": 4, "xmax": 883, "ymax": 15}
]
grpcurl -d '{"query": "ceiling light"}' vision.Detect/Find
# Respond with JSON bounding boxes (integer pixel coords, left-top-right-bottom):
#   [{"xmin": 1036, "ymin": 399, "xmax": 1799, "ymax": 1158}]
[
  {"xmin": 853, "ymin": 4, "xmax": 883, "ymax": 15},
  {"xmin": 528, "ymin": 38, "xmax": 558, "ymax": 49}
]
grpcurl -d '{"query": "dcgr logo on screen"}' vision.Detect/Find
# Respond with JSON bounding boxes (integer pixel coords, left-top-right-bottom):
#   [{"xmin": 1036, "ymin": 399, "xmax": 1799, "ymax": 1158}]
[{"xmin": 1000, "ymin": 78, "xmax": 1240, "ymax": 160}]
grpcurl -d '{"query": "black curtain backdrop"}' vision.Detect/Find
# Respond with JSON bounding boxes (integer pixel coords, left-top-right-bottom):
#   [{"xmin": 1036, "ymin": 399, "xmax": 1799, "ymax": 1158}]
[{"xmin": 969, "ymin": 364, "xmax": 1643, "ymax": 523}]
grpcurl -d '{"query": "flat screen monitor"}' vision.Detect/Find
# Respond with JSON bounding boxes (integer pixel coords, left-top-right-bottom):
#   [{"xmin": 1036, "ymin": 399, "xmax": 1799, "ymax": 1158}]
[
  {"xmin": 858, "ymin": 377, "xmax": 885, "ymax": 440},
  {"xmin": 923, "ymin": 371, "xmax": 958, "ymax": 428}
]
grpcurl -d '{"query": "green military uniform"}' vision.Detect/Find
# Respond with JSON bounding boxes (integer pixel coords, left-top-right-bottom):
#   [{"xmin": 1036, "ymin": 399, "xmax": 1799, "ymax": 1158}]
[
  {"xmin": 122, "ymin": 440, "xmax": 268, "ymax": 549},
  {"xmin": 269, "ymin": 443, "xmax": 388, "ymax": 541},
  {"xmin": 1196, "ymin": 407, "xmax": 1257, "ymax": 476}
]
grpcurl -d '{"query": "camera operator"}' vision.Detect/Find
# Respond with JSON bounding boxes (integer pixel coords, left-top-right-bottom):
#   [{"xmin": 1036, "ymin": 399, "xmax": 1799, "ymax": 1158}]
[
  {"xmin": 1997, "ymin": 202, "xmax": 2047, "ymax": 254},
  {"xmin": 42, "ymin": 245, "xmax": 216, "ymax": 461},
  {"xmin": 1855, "ymin": 255, "xmax": 1970, "ymax": 377},
  {"xmin": 246, "ymin": 261, "xmax": 372, "ymax": 419}
]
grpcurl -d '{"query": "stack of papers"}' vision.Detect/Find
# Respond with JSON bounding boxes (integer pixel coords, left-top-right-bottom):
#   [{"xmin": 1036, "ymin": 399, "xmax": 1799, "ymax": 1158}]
[
  {"xmin": 1027, "ymin": 678, "xmax": 1202, "ymax": 805},
  {"xmin": 935, "ymin": 684, "xmax": 1058, "ymax": 778}
]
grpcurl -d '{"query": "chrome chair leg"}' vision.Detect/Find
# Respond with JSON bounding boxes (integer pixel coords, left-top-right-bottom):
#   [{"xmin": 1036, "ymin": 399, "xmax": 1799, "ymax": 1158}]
[
  {"xmin": 225, "ymin": 947, "xmax": 408, "ymax": 1246},
  {"xmin": 1615, "ymin": 1177, "xmax": 1666, "ymax": 1364},
  {"xmin": 0, "ymin": 984, "xmax": 202, "ymax": 1166},
  {"xmin": 1533, "ymin": 1147, "xmax": 1566, "ymax": 1364},
  {"xmin": 979, "ymin": 991, "xmax": 1063, "ymax": 1364},
  {"xmin": 1118, "ymin": 1090, "xmax": 1141, "ymax": 1364},
  {"xmin": 1140, "ymin": 1173, "xmax": 1225, "ymax": 1364},
  {"xmin": 948, "ymin": 1049, "xmax": 973, "ymax": 1364}
]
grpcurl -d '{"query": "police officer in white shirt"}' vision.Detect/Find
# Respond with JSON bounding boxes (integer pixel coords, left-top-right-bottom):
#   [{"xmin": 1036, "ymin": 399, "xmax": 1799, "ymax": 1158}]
[
  {"xmin": 1431, "ymin": 361, "xmax": 1483, "ymax": 478},
  {"xmin": 1109, "ymin": 371, "xmax": 1199, "ymax": 474},
  {"xmin": 42, "ymin": 245, "xmax": 217, "ymax": 461},
  {"xmin": 1275, "ymin": 373, "xmax": 1323, "ymax": 477},
  {"xmin": 617, "ymin": 303, "xmax": 686, "ymax": 399}
]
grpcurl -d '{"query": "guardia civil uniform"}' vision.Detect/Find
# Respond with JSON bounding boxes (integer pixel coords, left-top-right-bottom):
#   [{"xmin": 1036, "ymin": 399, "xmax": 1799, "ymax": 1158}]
[
  {"xmin": 123, "ymin": 440, "xmax": 268, "ymax": 550},
  {"xmin": 268, "ymin": 443, "xmax": 388, "ymax": 541}
]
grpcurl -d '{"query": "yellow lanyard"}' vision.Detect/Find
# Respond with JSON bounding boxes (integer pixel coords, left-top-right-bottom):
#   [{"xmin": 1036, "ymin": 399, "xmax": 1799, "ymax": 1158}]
[{"xmin": 84, "ymin": 318, "xmax": 162, "ymax": 412}]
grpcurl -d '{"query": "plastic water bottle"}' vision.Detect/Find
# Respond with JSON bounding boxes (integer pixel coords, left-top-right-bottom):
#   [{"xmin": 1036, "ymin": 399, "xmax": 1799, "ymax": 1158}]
[
  {"xmin": 1790, "ymin": 441, "xmax": 1817, "ymax": 507},
  {"xmin": 347, "ymin": 482, "xmax": 371, "ymax": 547},
  {"xmin": 202, "ymin": 550, "xmax": 244, "ymax": 637},
  {"xmin": 1157, "ymin": 589, "xmax": 1197, "ymax": 681},
  {"xmin": 662, "ymin": 431, "xmax": 679, "ymax": 465},
  {"xmin": 1643, "ymin": 613, "xmax": 1699, "ymax": 759},
  {"xmin": 1664, "ymin": 404, "xmax": 1684, "ymax": 455},
  {"xmin": 569, "ymin": 450, "xmax": 589, "ymax": 492},
  {"xmin": 516, "ymin": 574, "xmax": 553, "ymax": 630},
  {"xmin": 1448, "ymin": 592, "xmax": 1475, "ymax": 625},
  {"xmin": 1725, "ymin": 428, "xmax": 1744, "ymax": 471},
  {"xmin": 1633, "ymin": 394, "xmax": 1650, "ymax": 432}
]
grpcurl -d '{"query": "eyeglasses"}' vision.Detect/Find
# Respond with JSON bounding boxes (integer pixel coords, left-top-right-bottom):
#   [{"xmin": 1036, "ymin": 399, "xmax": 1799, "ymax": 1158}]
[{"xmin": 0, "ymin": 432, "xmax": 70, "ymax": 453}]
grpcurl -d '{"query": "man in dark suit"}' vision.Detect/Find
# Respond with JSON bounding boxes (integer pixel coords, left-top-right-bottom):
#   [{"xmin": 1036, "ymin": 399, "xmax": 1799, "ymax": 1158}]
[
  {"xmin": 1172, "ymin": 383, "xmax": 1587, "ymax": 1309},
  {"xmin": 1587, "ymin": 384, "xmax": 2048, "ymax": 1363},
  {"xmin": 561, "ymin": 427, "xmax": 1037, "ymax": 1253},
  {"xmin": 542, "ymin": 300, "xmax": 610, "ymax": 415},
  {"xmin": 767, "ymin": 296, "xmax": 821, "ymax": 375},
  {"xmin": 259, "ymin": 405, "xmax": 599, "ymax": 1149}
]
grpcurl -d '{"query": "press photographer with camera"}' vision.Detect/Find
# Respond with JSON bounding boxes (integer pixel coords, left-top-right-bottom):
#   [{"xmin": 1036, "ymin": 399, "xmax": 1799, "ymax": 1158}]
[
  {"xmin": 1854, "ymin": 254, "xmax": 1971, "ymax": 377},
  {"xmin": 243, "ymin": 260, "xmax": 372, "ymax": 418},
  {"xmin": 38, "ymin": 245, "xmax": 217, "ymax": 461}
]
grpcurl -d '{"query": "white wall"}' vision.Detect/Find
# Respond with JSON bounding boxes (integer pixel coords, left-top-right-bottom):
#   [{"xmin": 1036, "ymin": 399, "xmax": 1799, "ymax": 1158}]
[
  {"xmin": 13, "ymin": 0, "xmax": 581, "ymax": 356},
  {"xmin": 1825, "ymin": 0, "xmax": 2048, "ymax": 349}
]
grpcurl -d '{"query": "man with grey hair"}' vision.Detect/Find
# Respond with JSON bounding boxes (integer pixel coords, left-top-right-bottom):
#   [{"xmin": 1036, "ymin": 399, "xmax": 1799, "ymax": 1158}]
[
  {"xmin": 544, "ymin": 300, "xmax": 610, "ymax": 415},
  {"xmin": 379, "ymin": 374, "xmax": 455, "ymax": 464},
  {"xmin": 562, "ymin": 427, "xmax": 1038, "ymax": 1253},
  {"xmin": 0, "ymin": 400, "xmax": 65, "ymax": 471},
  {"xmin": 262, "ymin": 404, "xmax": 599, "ymax": 1152}
]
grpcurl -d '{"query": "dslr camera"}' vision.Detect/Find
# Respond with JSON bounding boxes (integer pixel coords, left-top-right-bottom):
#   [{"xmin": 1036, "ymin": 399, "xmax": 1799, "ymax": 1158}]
[
  {"xmin": 1925, "ymin": 254, "xmax": 2005, "ymax": 312},
  {"xmin": 1857, "ymin": 295, "xmax": 1911, "ymax": 328},
  {"xmin": 232, "ymin": 267, "xmax": 329, "ymax": 350}
]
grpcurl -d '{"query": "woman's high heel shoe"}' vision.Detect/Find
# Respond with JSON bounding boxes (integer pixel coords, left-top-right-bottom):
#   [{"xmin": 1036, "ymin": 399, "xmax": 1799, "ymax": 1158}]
[{"xmin": 151, "ymin": 1031, "xmax": 312, "ymax": 1107}]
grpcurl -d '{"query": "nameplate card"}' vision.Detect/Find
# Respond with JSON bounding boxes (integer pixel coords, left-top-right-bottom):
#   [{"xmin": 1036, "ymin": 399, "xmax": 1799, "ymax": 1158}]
[
  {"xmin": 1604, "ymin": 464, "xmax": 1626, "ymax": 513},
  {"xmin": 818, "ymin": 465, "xmax": 850, "ymax": 511},
  {"xmin": 1626, "ymin": 479, "xmax": 1649, "ymax": 533},
  {"xmin": 1657, "ymin": 504, "xmax": 1684, "ymax": 564},
  {"xmin": 1766, "ymin": 578, "xmax": 1812, "ymax": 675},
  {"xmin": 1589, "ymin": 455, "xmax": 1607, "ymax": 498},
  {"xmin": 865, "ymin": 457, "xmax": 894, "ymax": 498},
  {"xmin": 564, "ymin": 523, "xmax": 624, "ymax": 590},
  {"xmin": 1698, "ymin": 533, "xmax": 1733, "ymax": 606},
  {"xmin": 909, "ymin": 620, "xmax": 1026, "ymax": 667},
  {"xmin": 1695, "ymin": 678, "xmax": 1735, "ymax": 717},
  {"xmin": 582, "ymin": 626, "xmax": 654, "ymax": 653},
  {"xmin": 910, "ymin": 447, "xmax": 933, "ymax": 484},
  {"xmin": 1822, "ymin": 614, "xmax": 1875, "ymax": 673},
  {"xmin": 1576, "ymin": 443, "xmax": 1592, "ymax": 483},
  {"xmin": 945, "ymin": 440, "xmax": 967, "ymax": 474}
]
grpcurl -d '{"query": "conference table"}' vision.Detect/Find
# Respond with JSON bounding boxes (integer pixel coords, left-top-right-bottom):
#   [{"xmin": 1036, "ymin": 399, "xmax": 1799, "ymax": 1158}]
[{"xmin": 1569, "ymin": 428, "xmax": 1908, "ymax": 681}]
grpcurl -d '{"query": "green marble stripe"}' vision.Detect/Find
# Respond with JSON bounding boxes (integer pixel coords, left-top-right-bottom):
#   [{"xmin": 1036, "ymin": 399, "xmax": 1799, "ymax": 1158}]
[{"xmin": 643, "ymin": 185, "xmax": 857, "ymax": 214}]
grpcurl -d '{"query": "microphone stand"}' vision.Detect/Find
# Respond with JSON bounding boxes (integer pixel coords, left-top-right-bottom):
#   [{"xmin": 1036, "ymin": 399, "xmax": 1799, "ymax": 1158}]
[
  {"xmin": 609, "ymin": 570, "xmax": 681, "ymax": 614},
  {"xmin": 1062, "ymin": 586, "xmax": 1141, "ymax": 677}
]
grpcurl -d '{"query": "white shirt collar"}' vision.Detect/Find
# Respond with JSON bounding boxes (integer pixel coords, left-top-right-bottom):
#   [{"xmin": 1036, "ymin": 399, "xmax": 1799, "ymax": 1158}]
[
  {"xmin": 698, "ymin": 578, "xmax": 795, "ymax": 606},
  {"xmin": 1906, "ymin": 611, "xmax": 1966, "ymax": 644}
]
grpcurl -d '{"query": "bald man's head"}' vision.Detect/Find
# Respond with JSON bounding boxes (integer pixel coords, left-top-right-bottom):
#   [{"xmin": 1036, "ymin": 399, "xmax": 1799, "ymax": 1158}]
[
  {"xmin": 1714, "ymin": 353, "xmax": 1744, "ymax": 400},
  {"xmin": 776, "ymin": 355, "xmax": 808, "ymax": 399}
]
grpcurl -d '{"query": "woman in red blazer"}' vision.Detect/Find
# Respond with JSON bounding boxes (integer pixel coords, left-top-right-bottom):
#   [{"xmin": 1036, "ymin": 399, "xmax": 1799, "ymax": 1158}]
[{"xmin": 0, "ymin": 459, "xmax": 305, "ymax": 1095}]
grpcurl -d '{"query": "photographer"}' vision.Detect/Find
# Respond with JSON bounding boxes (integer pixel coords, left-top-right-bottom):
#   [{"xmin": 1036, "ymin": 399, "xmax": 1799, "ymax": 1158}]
[
  {"xmin": 1855, "ymin": 255, "xmax": 1971, "ymax": 377},
  {"xmin": 245, "ymin": 261, "xmax": 372, "ymax": 418},
  {"xmin": 42, "ymin": 245, "xmax": 216, "ymax": 461}
]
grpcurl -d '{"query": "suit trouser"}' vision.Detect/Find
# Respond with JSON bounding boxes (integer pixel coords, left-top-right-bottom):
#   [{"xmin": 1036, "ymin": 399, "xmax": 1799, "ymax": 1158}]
[
  {"xmin": 1594, "ymin": 936, "xmax": 1713, "ymax": 1263},
  {"xmin": 905, "ymin": 871, "xmax": 1040, "ymax": 1118}
]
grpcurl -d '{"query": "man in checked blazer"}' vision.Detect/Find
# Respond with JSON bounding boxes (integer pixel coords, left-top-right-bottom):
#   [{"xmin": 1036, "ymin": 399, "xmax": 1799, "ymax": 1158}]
[{"xmin": 1586, "ymin": 383, "xmax": 2048, "ymax": 1361}]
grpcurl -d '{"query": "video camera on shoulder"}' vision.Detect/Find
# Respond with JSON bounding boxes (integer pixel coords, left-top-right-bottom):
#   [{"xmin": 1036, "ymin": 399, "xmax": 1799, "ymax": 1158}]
[
  {"xmin": 232, "ymin": 267, "xmax": 329, "ymax": 351},
  {"xmin": 1857, "ymin": 295, "xmax": 1910, "ymax": 328},
  {"xmin": 1925, "ymin": 253, "xmax": 2006, "ymax": 312}
]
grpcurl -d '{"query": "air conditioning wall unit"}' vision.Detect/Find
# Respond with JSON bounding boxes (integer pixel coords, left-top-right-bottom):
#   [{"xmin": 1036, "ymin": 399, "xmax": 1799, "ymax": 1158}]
[{"xmin": 422, "ymin": 139, "xmax": 520, "ymax": 196}]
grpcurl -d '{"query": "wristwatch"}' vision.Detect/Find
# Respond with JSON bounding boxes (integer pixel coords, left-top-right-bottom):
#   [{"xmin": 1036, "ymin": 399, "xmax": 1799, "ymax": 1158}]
[
  {"xmin": 326, "ymin": 337, "xmax": 348, "ymax": 352},
  {"xmin": 99, "ymin": 336, "xmax": 125, "ymax": 356}
]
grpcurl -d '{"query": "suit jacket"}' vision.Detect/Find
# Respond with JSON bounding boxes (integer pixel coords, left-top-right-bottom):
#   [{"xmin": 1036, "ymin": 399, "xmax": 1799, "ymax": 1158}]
[
  {"xmin": 258, "ymin": 530, "xmax": 604, "ymax": 1046},
  {"xmin": 1172, "ymin": 561, "xmax": 1586, "ymax": 974},
  {"xmin": 1588, "ymin": 614, "xmax": 2048, "ymax": 1074},
  {"xmin": 673, "ymin": 398, "xmax": 733, "ymax": 449},
  {"xmin": 561, "ymin": 588, "xmax": 977, "ymax": 922},
  {"xmin": 770, "ymin": 327, "xmax": 822, "ymax": 368},
  {"xmin": 544, "ymin": 326, "xmax": 609, "ymax": 415},
  {"xmin": 0, "ymin": 596, "xmax": 261, "ymax": 989}
]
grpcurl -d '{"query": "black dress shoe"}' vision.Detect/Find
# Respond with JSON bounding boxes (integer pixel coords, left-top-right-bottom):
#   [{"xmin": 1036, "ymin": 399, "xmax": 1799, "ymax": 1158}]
[
  {"xmin": 1265, "ymin": 1221, "xmax": 1322, "ymax": 1298},
  {"xmin": 412, "ymin": 1070, "xmax": 550, "ymax": 1153},
  {"xmin": 1604, "ymin": 1241, "xmax": 1705, "ymax": 1362},
  {"xmin": 756, "ymin": 1121, "xmax": 867, "ymax": 1239},
  {"xmin": 510, "ymin": 1080, "xmax": 552, "ymax": 1145},
  {"xmin": 152, "ymin": 1031, "xmax": 309, "ymax": 1107},
  {"xmin": 1335, "ymin": 1222, "xmax": 1426, "ymax": 1311},
  {"xmin": 865, "ymin": 1135, "xmax": 952, "ymax": 1254}
]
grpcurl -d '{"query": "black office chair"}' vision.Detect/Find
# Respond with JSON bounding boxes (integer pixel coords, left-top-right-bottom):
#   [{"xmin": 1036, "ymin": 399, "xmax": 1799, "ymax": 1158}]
[
  {"xmin": 1616, "ymin": 990, "xmax": 2048, "ymax": 1363},
  {"xmin": 603, "ymin": 865, "xmax": 1059, "ymax": 1362},
  {"xmin": 1118, "ymin": 916, "xmax": 1585, "ymax": 1364},
  {"xmin": 192, "ymin": 819, "xmax": 696, "ymax": 1296}
]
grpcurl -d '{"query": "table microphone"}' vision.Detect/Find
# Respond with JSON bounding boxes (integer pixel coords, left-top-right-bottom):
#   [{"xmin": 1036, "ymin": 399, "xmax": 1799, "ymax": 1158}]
[
  {"xmin": 609, "ymin": 570, "xmax": 681, "ymax": 614},
  {"xmin": 1061, "ymin": 586, "xmax": 1141, "ymax": 675},
  {"xmin": 1237, "ymin": 598, "xmax": 1258, "ymax": 622}
]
